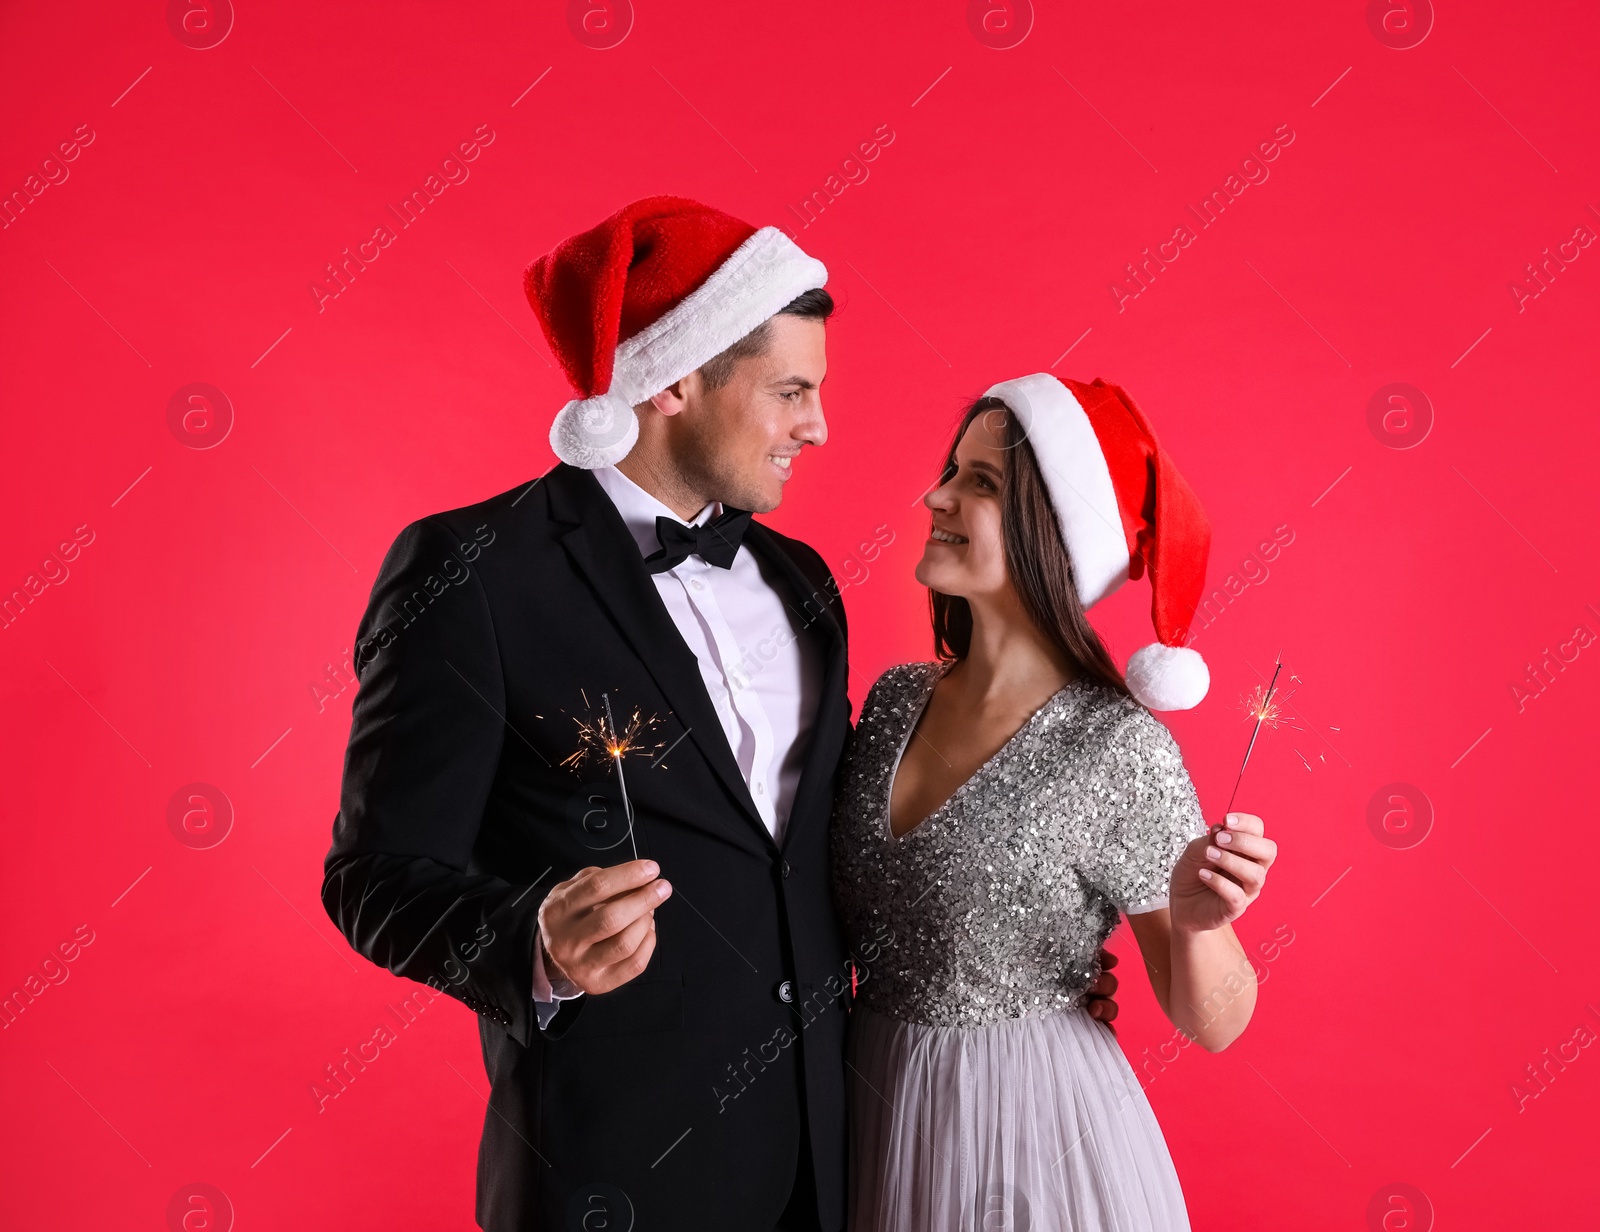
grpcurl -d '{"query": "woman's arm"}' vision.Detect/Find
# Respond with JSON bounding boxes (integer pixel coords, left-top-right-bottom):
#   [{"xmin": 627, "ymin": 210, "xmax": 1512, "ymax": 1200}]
[
  {"xmin": 1127, "ymin": 906, "xmax": 1256, "ymax": 1050},
  {"xmin": 1126, "ymin": 811, "xmax": 1277, "ymax": 1051}
]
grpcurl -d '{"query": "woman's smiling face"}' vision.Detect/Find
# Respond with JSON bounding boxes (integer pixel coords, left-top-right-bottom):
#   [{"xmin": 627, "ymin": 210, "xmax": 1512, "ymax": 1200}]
[{"xmin": 914, "ymin": 409, "xmax": 1014, "ymax": 601}]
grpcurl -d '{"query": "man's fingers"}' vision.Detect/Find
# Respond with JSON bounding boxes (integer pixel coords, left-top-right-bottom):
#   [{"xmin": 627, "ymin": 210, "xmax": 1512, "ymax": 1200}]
[
  {"xmin": 1098, "ymin": 948, "xmax": 1120, "ymax": 970},
  {"xmin": 1089, "ymin": 969, "xmax": 1119, "ymax": 997},
  {"xmin": 585, "ymin": 910, "xmax": 655, "ymax": 969},
  {"xmin": 565, "ymin": 859, "xmax": 662, "ymax": 909},
  {"xmin": 540, "ymin": 863, "xmax": 671, "ymax": 987},
  {"xmin": 585, "ymin": 878, "xmax": 672, "ymax": 941},
  {"xmin": 1087, "ymin": 997, "xmax": 1119, "ymax": 1025},
  {"xmin": 591, "ymin": 919, "xmax": 658, "ymax": 992}
]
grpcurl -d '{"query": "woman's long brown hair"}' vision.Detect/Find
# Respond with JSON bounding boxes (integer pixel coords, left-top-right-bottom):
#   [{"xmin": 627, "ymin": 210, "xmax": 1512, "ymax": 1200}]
[{"xmin": 929, "ymin": 396, "xmax": 1131, "ymax": 697}]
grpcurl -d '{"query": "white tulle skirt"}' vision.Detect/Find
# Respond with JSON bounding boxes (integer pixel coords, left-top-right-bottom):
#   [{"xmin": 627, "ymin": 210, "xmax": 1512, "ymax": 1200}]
[{"xmin": 845, "ymin": 1005, "xmax": 1190, "ymax": 1232}]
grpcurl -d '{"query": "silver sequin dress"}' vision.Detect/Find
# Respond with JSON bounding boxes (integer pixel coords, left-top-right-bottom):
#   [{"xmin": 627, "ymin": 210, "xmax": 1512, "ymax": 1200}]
[{"xmin": 831, "ymin": 661, "xmax": 1209, "ymax": 1232}]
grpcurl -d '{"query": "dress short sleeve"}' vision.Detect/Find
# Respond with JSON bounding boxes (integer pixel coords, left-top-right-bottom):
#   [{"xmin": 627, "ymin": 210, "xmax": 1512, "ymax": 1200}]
[{"xmin": 1078, "ymin": 707, "xmax": 1208, "ymax": 915}]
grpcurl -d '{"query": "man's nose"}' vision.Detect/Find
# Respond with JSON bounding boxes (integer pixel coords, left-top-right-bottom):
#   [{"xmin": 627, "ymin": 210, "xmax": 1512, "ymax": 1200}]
[{"xmin": 798, "ymin": 395, "xmax": 828, "ymax": 447}]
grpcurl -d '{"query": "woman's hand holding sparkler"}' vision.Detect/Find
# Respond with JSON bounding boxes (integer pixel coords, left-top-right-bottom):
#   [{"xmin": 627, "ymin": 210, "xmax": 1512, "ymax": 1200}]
[
  {"xmin": 1124, "ymin": 660, "xmax": 1287, "ymax": 1049},
  {"xmin": 537, "ymin": 860, "xmax": 673, "ymax": 995},
  {"xmin": 1128, "ymin": 814, "xmax": 1278, "ymax": 1050},
  {"xmin": 1166, "ymin": 656, "xmax": 1285, "ymax": 934},
  {"xmin": 1167, "ymin": 812, "xmax": 1277, "ymax": 934}
]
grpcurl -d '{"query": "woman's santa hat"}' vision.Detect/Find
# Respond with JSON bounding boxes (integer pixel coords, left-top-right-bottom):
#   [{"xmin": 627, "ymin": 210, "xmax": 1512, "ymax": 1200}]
[
  {"xmin": 524, "ymin": 196, "xmax": 828, "ymax": 469},
  {"xmin": 985, "ymin": 373, "xmax": 1212, "ymax": 711}
]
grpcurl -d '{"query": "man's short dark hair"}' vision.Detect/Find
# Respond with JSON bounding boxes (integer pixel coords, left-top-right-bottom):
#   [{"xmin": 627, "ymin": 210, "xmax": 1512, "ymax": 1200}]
[{"xmin": 697, "ymin": 287, "xmax": 834, "ymax": 390}]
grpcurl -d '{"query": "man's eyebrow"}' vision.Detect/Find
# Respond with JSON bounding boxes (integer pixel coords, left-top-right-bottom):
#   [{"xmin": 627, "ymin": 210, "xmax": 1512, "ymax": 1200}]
[{"xmin": 772, "ymin": 375, "xmax": 818, "ymax": 389}]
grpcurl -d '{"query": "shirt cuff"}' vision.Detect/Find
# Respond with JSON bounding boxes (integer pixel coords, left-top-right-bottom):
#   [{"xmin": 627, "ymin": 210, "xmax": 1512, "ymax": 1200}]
[{"xmin": 531, "ymin": 930, "xmax": 582, "ymax": 1029}]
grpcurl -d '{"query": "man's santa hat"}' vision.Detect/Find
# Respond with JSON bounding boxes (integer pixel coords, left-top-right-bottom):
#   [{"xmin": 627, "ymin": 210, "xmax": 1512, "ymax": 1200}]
[
  {"xmin": 524, "ymin": 196, "xmax": 828, "ymax": 469},
  {"xmin": 985, "ymin": 373, "xmax": 1212, "ymax": 711}
]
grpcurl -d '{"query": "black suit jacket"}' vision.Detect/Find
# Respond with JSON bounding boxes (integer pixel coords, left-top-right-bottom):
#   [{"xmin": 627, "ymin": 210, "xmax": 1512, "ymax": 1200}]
[{"xmin": 322, "ymin": 463, "xmax": 854, "ymax": 1231}]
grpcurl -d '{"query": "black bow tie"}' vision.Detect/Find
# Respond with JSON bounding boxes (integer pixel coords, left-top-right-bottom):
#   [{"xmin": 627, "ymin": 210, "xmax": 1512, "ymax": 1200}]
[{"xmin": 643, "ymin": 508, "xmax": 753, "ymax": 574}]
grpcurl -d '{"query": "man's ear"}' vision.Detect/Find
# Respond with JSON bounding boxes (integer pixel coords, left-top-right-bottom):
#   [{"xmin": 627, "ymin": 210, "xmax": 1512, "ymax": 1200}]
[{"xmin": 646, "ymin": 373, "xmax": 695, "ymax": 418}]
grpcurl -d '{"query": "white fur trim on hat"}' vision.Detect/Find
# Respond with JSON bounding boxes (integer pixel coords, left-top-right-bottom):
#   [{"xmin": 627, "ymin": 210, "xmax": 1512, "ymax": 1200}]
[
  {"xmin": 983, "ymin": 373, "xmax": 1131, "ymax": 610},
  {"xmin": 550, "ymin": 226, "xmax": 828, "ymax": 468},
  {"xmin": 1125, "ymin": 642, "xmax": 1210, "ymax": 711}
]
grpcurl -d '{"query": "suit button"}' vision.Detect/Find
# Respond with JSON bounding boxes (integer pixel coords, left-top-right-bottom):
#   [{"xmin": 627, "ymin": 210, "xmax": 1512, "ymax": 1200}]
[
  {"xmin": 777, "ymin": 980, "xmax": 795, "ymax": 1004},
  {"xmin": 781, "ymin": 859, "xmax": 792, "ymax": 879}
]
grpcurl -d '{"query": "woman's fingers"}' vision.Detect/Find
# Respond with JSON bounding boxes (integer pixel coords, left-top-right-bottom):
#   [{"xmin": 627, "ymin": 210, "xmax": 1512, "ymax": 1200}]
[
  {"xmin": 1204, "ymin": 846, "xmax": 1268, "ymax": 894},
  {"xmin": 1197, "ymin": 865, "xmax": 1248, "ymax": 912},
  {"xmin": 1176, "ymin": 814, "xmax": 1273, "ymax": 929},
  {"xmin": 1215, "ymin": 828, "xmax": 1276, "ymax": 866}
]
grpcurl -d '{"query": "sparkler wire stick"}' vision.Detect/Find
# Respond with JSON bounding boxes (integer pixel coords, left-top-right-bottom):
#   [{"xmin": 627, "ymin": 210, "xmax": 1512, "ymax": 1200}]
[
  {"xmin": 602, "ymin": 692, "xmax": 640, "ymax": 861},
  {"xmin": 1223, "ymin": 656, "xmax": 1284, "ymax": 818}
]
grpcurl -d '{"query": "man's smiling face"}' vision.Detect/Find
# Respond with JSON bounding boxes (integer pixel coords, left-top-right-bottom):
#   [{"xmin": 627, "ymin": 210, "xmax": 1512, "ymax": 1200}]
[{"xmin": 662, "ymin": 313, "xmax": 829, "ymax": 513}]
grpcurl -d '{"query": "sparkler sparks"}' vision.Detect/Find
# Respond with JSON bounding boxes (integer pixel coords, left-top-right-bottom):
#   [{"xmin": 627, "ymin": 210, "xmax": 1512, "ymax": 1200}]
[
  {"xmin": 560, "ymin": 697, "xmax": 664, "ymax": 771},
  {"xmin": 1240, "ymin": 670, "xmax": 1302, "ymax": 734},
  {"xmin": 561, "ymin": 692, "xmax": 663, "ymax": 862},
  {"xmin": 1242, "ymin": 682, "xmax": 1287, "ymax": 730},
  {"xmin": 1223, "ymin": 656, "xmax": 1292, "ymax": 818}
]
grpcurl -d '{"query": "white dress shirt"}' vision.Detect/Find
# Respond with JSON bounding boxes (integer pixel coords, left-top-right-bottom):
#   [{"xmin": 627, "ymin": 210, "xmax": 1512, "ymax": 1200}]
[{"xmin": 532, "ymin": 464, "xmax": 824, "ymax": 1019}]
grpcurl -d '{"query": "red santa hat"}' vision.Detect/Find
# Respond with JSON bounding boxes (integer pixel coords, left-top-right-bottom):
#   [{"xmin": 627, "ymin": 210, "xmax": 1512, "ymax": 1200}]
[
  {"xmin": 984, "ymin": 373, "xmax": 1212, "ymax": 711},
  {"xmin": 524, "ymin": 196, "xmax": 828, "ymax": 469}
]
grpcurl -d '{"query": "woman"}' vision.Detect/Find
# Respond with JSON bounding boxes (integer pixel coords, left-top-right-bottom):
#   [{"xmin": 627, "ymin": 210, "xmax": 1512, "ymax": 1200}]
[{"xmin": 831, "ymin": 373, "xmax": 1278, "ymax": 1231}]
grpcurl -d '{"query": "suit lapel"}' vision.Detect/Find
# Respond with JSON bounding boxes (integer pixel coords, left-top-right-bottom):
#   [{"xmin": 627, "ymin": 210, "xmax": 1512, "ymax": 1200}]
[
  {"xmin": 740, "ymin": 521, "xmax": 851, "ymax": 855},
  {"xmin": 548, "ymin": 467, "xmax": 772, "ymax": 852}
]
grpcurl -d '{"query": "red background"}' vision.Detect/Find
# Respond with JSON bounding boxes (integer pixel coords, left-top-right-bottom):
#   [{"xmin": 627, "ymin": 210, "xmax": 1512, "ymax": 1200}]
[{"xmin": 2, "ymin": 2, "xmax": 1596, "ymax": 1228}]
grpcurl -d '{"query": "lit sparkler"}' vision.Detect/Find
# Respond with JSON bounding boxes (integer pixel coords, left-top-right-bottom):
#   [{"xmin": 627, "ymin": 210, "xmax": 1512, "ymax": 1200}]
[
  {"xmin": 561, "ymin": 690, "xmax": 663, "ymax": 861},
  {"xmin": 1223, "ymin": 656, "xmax": 1291, "ymax": 818}
]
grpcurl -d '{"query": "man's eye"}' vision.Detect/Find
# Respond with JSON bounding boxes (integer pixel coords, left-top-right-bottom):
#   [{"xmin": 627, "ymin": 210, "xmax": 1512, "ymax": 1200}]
[{"xmin": 780, "ymin": 388, "xmax": 803, "ymax": 401}]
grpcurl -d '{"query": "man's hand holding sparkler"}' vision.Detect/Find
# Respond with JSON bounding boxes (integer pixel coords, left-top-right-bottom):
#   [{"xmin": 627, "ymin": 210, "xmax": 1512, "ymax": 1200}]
[{"xmin": 538, "ymin": 860, "xmax": 673, "ymax": 995}]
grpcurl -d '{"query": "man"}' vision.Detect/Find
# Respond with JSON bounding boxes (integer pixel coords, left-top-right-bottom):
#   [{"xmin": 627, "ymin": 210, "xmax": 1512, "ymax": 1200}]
[{"xmin": 322, "ymin": 197, "xmax": 1120, "ymax": 1231}]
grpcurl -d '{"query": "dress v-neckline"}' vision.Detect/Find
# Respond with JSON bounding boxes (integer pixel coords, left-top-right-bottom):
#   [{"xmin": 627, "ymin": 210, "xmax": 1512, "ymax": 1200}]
[{"xmin": 883, "ymin": 662, "xmax": 1081, "ymax": 842}]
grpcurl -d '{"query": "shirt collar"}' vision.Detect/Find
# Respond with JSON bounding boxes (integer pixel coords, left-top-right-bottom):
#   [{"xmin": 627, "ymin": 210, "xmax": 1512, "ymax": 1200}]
[{"xmin": 591, "ymin": 465, "xmax": 723, "ymax": 559}]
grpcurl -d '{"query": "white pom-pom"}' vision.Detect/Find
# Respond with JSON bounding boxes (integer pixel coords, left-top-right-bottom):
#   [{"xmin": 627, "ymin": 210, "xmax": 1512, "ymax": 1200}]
[
  {"xmin": 549, "ymin": 392, "xmax": 639, "ymax": 469},
  {"xmin": 1125, "ymin": 643, "xmax": 1209, "ymax": 711}
]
